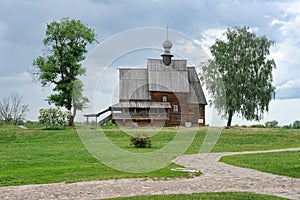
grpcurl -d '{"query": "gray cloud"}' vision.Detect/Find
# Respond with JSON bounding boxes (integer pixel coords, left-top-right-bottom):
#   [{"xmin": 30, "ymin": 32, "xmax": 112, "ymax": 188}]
[{"xmin": 0, "ymin": 0, "xmax": 299, "ymax": 121}]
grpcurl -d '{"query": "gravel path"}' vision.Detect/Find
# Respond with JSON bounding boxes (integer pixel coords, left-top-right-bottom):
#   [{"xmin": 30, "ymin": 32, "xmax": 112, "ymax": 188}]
[{"xmin": 1, "ymin": 147, "xmax": 299, "ymax": 200}]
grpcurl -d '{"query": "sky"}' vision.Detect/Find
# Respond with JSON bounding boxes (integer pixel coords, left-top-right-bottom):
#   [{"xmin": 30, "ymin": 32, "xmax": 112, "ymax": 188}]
[{"xmin": 0, "ymin": 0, "xmax": 299, "ymax": 126}]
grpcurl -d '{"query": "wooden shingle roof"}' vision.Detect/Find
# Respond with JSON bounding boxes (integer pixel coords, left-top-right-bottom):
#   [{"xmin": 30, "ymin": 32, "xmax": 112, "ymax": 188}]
[
  {"xmin": 187, "ymin": 67, "xmax": 207, "ymax": 105},
  {"xmin": 118, "ymin": 59, "xmax": 206, "ymax": 105},
  {"xmin": 147, "ymin": 59, "xmax": 189, "ymax": 93},
  {"xmin": 119, "ymin": 68, "xmax": 150, "ymax": 100}
]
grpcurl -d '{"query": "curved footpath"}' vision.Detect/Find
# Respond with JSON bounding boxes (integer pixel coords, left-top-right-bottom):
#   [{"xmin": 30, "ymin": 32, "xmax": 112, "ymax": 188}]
[{"xmin": 1, "ymin": 147, "xmax": 299, "ymax": 200}]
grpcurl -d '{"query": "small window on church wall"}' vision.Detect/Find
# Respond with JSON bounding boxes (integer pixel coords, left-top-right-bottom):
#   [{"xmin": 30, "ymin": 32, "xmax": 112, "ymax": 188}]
[
  {"xmin": 173, "ymin": 105, "xmax": 178, "ymax": 112},
  {"xmin": 162, "ymin": 96, "xmax": 167, "ymax": 102}
]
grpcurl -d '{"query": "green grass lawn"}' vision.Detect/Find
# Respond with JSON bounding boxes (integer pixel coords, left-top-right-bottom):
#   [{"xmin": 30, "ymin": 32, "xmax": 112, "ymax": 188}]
[
  {"xmin": 102, "ymin": 127, "xmax": 178, "ymax": 152},
  {"xmin": 185, "ymin": 127, "xmax": 300, "ymax": 154},
  {"xmin": 102, "ymin": 127, "xmax": 300, "ymax": 154},
  {"xmin": 0, "ymin": 124, "xmax": 299, "ymax": 186},
  {"xmin": 0, "ymin": 125, "xmax": 190, "ymax": 186},
  {"xmin": 106, "ymin": 192, "xmax": 286, "ymax": 200},
  {"xmin": 220, "ymin": 151, "xmax": 300, "ymax": 178}
]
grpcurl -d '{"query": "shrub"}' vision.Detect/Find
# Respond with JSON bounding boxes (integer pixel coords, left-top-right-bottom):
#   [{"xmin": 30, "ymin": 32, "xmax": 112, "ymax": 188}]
[
  {"xmin": 25, "ymin": 121, "xmax": 42, "ymax": 128},
  {"xmin": 282, "ymin": 124, "xmax": 292, "ymax": 129},
  {"xmin": 14, "ymin": 120, "xmax": 25, "ymax": 126},
  {"xmin": 129, "ymin": 135, "xmax": 151, "ymax": 148},
  {"xmin": 292, "ymin": 120, "xmax": 300, "ymax": 129},
  {"xmin": 265, "ymin": 120, "xmax": 278, "ymax": 128},
  {"xmin": 250, "ymin": 124, "xmax": 265, "ymax": 128},
  {"xmin": 39, "ymin": 107, "xmax": 71, "ymax": 129},
  {"xmin": 102, "ymin": 121, "xmax": 116, "ymax": 128}
]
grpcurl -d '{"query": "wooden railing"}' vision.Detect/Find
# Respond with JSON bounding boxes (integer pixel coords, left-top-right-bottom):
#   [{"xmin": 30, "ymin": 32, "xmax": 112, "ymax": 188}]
[
  {"xmin": 112, "ymin": 113, "xmax": 168, "ymax": 119},
  {"xmin": 98, "ymin": 114, "xmax": 112, "ymax": 125}
]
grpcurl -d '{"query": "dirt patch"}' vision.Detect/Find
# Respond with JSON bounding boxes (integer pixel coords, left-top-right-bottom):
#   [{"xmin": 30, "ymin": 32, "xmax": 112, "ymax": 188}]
[{"xmin": 18, "ymin": 125, "xmax": 28, "ymax": 130}]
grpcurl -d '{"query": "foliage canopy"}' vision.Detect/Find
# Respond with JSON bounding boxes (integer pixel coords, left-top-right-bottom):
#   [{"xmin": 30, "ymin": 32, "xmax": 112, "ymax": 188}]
[
  {"xmin": 293, "ymin": 120, "xmax": 300, "ymax": 129},
  {"xmin": 201, "ymin": 26, "xmax": 276, "ymax": 126},
  {"xmin": 33, "ymin": 18, "xmax": 96, "ymax": 125}
]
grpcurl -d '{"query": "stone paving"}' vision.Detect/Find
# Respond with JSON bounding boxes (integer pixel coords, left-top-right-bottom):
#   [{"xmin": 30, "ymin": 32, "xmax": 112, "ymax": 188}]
[{"xmin": 0, "ymin": 147, "xmax": 299, "ymax": 200}]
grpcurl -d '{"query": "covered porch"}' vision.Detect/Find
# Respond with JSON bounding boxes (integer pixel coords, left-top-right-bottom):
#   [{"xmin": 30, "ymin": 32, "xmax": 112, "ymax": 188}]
[{"xmin": 111, "ymin": 101, "xmax": 171, "ymax": 126}]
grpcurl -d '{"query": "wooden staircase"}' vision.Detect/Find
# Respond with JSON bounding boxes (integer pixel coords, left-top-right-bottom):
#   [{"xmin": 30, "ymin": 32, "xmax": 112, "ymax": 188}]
[{"xmin": 98, "ymin": 114, "xmax": 112, "ymax": 126}]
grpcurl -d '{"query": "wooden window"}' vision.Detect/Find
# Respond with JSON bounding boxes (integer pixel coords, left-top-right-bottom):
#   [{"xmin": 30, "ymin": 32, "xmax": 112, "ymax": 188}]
[
  {"xmin": 162, "ymin": 96, "xmax": 167, "ymax": 102},
  {"xmin": 173, "ymin": 105, "xmax": 178, "ymax": 112}
]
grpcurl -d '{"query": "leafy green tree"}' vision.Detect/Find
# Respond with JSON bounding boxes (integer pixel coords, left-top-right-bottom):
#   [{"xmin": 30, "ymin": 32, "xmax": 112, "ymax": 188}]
[
  {"xmin": 292, "ymin": 120, "xmax": 300, "ymax": 129},
  {"xmin": 201, "ymin": 26, "xmax": 276, "ymax": 127},
  {"xmin": 72, "ymin": 79, "xmax": 89, "ymax": 120},
  {"xmin": 33, "ymin": 18, "xmax": 96, "ymax": 126},
  {"xmin": 265, "ymin": 120, "xmax": 278, "ymax": 128}
]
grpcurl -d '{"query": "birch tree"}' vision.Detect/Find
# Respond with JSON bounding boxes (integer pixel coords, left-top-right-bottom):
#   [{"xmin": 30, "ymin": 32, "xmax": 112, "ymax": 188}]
[{"xmin": 201, "ymin": 26, "xmax": 276, "ymax": 127}]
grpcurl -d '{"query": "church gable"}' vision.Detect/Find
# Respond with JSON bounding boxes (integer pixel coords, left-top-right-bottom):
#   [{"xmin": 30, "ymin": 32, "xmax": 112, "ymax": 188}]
[
  {"xmin": 147, "ymin": 59, "xmax": 190, "ymax": 93},
  {"xmin": 119, "ymin": 68, "xmax": 150, "ymax": 101}
]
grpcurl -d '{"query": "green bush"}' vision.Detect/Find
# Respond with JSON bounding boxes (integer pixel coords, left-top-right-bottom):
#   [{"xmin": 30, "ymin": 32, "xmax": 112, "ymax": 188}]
[
  {"xmin": 24, "ymin": 121, "xmax": 42, "ymax": 128},
  {"xmin": 102, "ymin": 121, "xmax": 116, "ymax": 128},
  {"xmin": 38, "ymin": 107, "xmax": 71, "ymax": 129},
  {"xmin": 250, "ymin": 124, "xmax": 265, "ymax": 128},
  {"xmin": 265, "ymin": 120, "xmax": 278, "ymax": 128},
  {"xmin": 129, "ymin": 135, "xmax": 151, "ymax": 148},
  {"xmin": 282, "ymin": 124, "xmax": 291, "ymax": 129},
  {"xmin": 292, "ymin": 120, "xmax": 300, "ymax": 129}
]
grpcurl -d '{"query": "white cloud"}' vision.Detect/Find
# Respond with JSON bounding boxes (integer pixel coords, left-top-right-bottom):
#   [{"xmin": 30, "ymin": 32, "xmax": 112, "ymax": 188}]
[
  {"xmin": 197, "ymin": 28, "xmax": 227, "ymax": 59},
  {"xmin": 276, "ymin": 79, "xmax": 300, "ymax": 90},
  {"xmin": 270, "ymin": 19, "xmax": 284, "ymax": 26},
  {"xmin": 281, "ymin": 0, "xmax": 300, "ymax": 16},
  {"xmin": 230, "ymin": 99, "xmax": 300, "ymax": 126},
  {"xmin": 269, "ymin": 1, "xmax": 300, "ymax": 99},
  {"xmin": 275, "ymin": 79, "xmax": 300, "ymax": 99}
]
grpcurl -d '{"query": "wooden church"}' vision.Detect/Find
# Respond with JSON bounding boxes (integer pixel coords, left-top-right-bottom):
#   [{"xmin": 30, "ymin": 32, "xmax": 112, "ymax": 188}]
[{"xmin": 109, "ymin": 39, "xmax": 207, "ymax": 126}]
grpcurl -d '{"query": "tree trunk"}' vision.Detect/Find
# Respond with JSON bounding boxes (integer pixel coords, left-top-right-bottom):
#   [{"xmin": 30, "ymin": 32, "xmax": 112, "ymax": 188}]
[
  {"xmin": 227, "ymin": 111, "xmax": 233, "ymax": 127},
  {"xmin": 67, "ymin": 104, "xmax": 74, "ymax": 126},
  {"xmin": 68, "ymin": 114, "xmax": 74, "ymax": 126},
  {"xmin": 67, "ymin": 94, "xmax": 74, "ymax": 126},
  {"xmin": 71, "ymin": 107, "xmax": 77, "ymax": 126}
]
